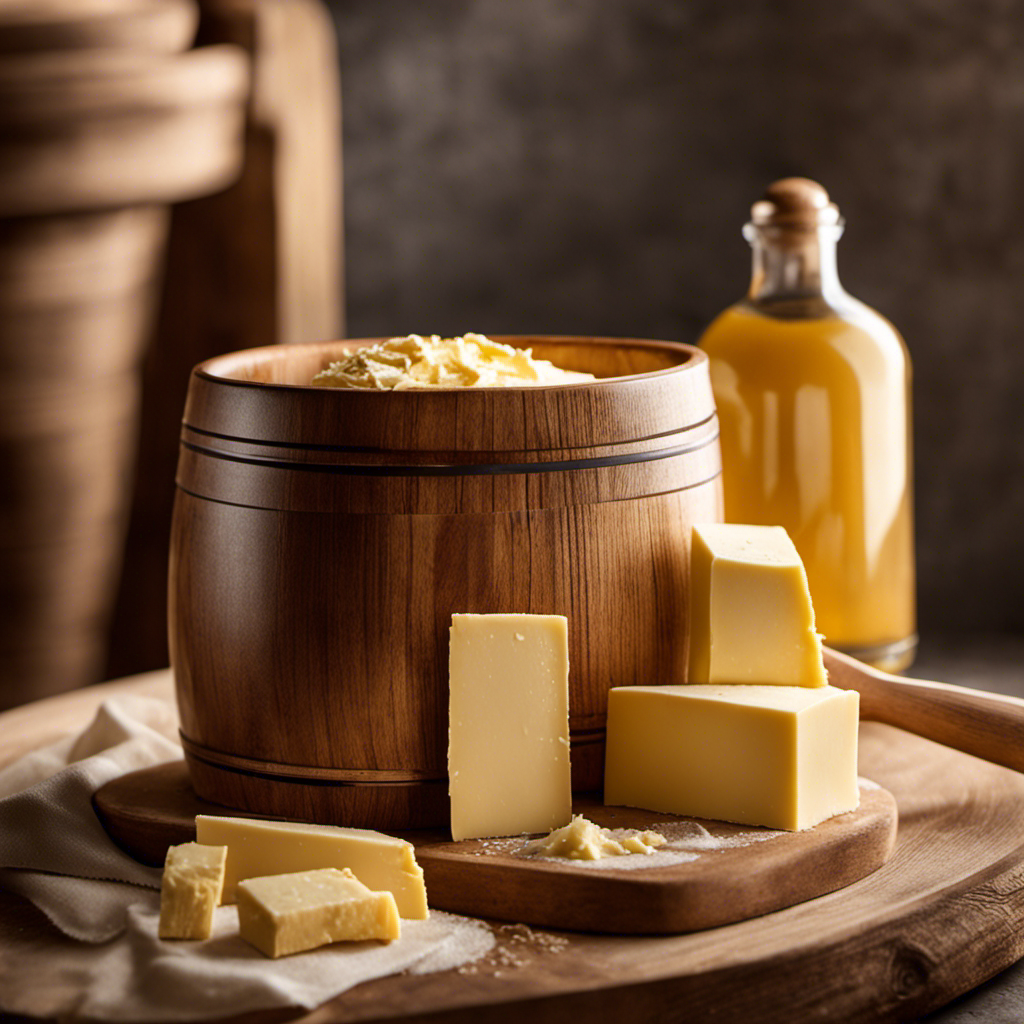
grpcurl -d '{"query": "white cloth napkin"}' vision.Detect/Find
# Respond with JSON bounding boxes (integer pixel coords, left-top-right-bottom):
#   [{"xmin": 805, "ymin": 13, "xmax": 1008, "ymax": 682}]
[
  {"xmin": 0, "ymin": 695, "xmax": 179, "ymax": 940},
  {"xmin": 0, "ymin": 695, "xmax": 494, "ymax": 1021}
]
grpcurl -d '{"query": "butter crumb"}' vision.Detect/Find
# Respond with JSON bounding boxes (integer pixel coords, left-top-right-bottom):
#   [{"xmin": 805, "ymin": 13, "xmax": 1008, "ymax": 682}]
[{"xmin": 521, "ymin": 815, "xmax": 666, "ymax": 861}]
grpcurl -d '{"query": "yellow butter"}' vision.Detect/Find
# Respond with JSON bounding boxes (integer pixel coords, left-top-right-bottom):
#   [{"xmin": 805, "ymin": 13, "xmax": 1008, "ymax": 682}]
[
  {"xmin": 237, "ymin": 867, "xmax": 400, "ymax": 958},
  {"xmin": 311, "ymin": 333, "xmax": 594, "ymax": 389},
  {"xmin": 522, "ymin": 814, "xmax": 666, "ymax": 860},
  {"xmin": 604, "ymin": 684, "xmax": 860, "ymax": 831},
  {"xmin": 194, "ymin": 815, "xmax": 428, "ymax": 919},
  {"xmin": 158, "ymin": 841, "xmax": 227, "ymax": 940},
  {"xmin": 448, "ymin": 613, "xmax": 572, "ymax": 841},
  {"xmin": 688, "ymin": 523, "xmax": 827, "ymax": 687}
]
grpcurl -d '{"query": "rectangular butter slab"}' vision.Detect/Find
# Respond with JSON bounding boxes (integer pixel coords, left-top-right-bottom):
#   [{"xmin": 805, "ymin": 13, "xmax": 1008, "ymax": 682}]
[
  {"xmin": 238, "ymin": 867, "xmax": 400, "ymax": 958},
  {"xmin": 158, "ymin": 841, "xmax": 227, "ymax": 940},
  {"xmin": 604, "ymin": 684, "xmax": 859, "ymax": 831},
  {"xmin": 688, "ymin": 523, "xmax": 827, "ymax": 687},
  {"xmin": 194, "ymin": 815, "xmax": 428, "ymax": 919},
  {"xmin": 448, "ymin": 613, "xmax": 572, "ymax": 841}
]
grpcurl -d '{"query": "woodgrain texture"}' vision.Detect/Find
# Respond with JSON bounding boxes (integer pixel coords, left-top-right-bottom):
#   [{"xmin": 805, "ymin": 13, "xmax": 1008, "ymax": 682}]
[
  {"xmin": 107, "ymin": 0, "xmax": 343, "ymax": 679},
  {"xmin": 5, "ymin": 670, "xmax": 1024, "ymax": 1022},
  {"xmin": 94, "ymin": 764, "xmax": 897, "ymax": 934},
  {"xmin": 169, "ymin": 337, "xmax": 722, "ymax": 826}
]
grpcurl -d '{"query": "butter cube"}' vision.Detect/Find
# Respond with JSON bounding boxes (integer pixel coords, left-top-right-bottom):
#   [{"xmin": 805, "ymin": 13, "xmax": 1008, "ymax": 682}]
[
  {"xmin": 688, "ymin": 523, "xmax": 827, "ymax": 687},
  {"xmin": 194, "ymin": 815, "xmax": 428, "ymax": 919},
  {"xmin": 158, "ymin": 842, "xmax": 227, "ymax": 940},
  {"xmin": 237, "ymin": 867, "xmax": 400, "ymax": 958},
  {"xmin": 448, "ymin": 613, "xmax": 572, "ymax": 841},
  {"xmin": 604, "ymin": 684, "xmax": 859, "ymax": 831}
]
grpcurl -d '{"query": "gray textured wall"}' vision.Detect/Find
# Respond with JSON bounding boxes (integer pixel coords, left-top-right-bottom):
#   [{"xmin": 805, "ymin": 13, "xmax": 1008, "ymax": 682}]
[{"xmin": 327, "ymin": 0, "xmax": 1024, "ymax": 636}]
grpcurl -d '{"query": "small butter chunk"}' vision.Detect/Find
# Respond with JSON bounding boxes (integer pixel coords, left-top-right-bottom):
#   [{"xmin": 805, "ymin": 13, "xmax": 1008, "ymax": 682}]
[
  {"xmin": 688, "ymin": 523, "xmax": 827, "ymax": 687},
  {"xmin": 237, "ymin": 867, "xmax": 401, "ymax": 958},
  {"xmin": 158, "ymin": 842, "xmax": 227, "ymax": 940},
  {"xmin": 604, "ymin": 684, "xmax": 860, "ymax": 831},
  {"xmin": 448, "ymin": 613, "xmax": 572, "ymax": 841},
  {"xmin": 194, "ymin": 815, "xmax": 428, "ymax": 919},
  {"xmin": 522, "ymin": 815, "xmax": 666, "ymax": 860},
  {"xmin": 310, "ymin": 333, "xmax": 595, "ymax": 390}
]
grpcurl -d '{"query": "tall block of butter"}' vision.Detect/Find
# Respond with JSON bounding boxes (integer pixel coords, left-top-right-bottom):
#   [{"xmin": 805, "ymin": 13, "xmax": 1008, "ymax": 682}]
[
  {"xmin": 604, "ymin": 685, "xmax": 859, "ymax": 831},
  {"xmin": 688, "ymin": 523, "xmax": 827, "ymax": 687},
  {"xmin": 449, "ymin": 613, "xmax": 572, "ymax": 841}
]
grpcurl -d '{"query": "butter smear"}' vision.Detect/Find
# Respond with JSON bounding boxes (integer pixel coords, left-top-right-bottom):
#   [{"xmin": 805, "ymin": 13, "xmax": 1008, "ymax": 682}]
[
  {"xmin": 521, "ymin": 815, "xmax": 667, "ymax": 861},
  {"xmin": 311, "ymin": 333, "xmax": 595, "ymax": 390}
]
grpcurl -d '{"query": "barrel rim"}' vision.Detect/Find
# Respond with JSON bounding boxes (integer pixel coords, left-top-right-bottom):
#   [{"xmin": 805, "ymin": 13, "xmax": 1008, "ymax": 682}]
[
  {"xmin": 193, "ymin": 334, "xmax": 705, "ymax": 392},
  {"xmin": 182, "ymin": 335, "xmax": 716, "ymax": 454}
]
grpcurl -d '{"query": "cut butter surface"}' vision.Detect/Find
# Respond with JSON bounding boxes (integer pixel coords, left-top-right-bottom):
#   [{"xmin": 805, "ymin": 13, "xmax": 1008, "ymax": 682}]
[
  {"xmin": 448, "ymin": 613, "xmax": 572, "ymax": 841},
  {"xmin": 194, "ymin": 815, "xmax": 428, "ymax": 919},
  {"xmin": 237, "ymin": 867, "xmax": 400, "ymax": 958},
  {"xmin": 688, "ymin": 523, "xmax": 827, "ymax": 687},
  {"xmin": 158, "ymin": 841, "xmax": 226, "ymax": 940},
  {"xmin": 604, "ymin": 684, "xmax": 860, "ymax": 831}
]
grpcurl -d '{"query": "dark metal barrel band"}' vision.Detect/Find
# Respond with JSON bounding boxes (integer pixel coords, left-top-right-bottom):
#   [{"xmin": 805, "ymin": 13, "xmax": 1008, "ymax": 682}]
[
  {"xmin": 179, "ymin": 429, "xmax": 720, "ymax": 478},
  {"xmin": 182, "ymin": 408, "xmax": 719, "ymax": 455}
]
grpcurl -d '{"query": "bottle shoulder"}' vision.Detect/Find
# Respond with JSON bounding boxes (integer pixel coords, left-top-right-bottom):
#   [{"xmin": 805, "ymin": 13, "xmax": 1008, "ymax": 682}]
[
  {"xmin": 831, "ymin": 294, "xmax": 909, "ymax": 349},
  {"xmin": 700, "ymin": 297, "xmax": 909, "ymax": 366}
]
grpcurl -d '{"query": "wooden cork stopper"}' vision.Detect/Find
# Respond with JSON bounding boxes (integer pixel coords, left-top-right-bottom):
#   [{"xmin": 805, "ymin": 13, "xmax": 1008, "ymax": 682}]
[{"xmin": 751, "ymin": 178, "xmax": 841, "ymax": 228}]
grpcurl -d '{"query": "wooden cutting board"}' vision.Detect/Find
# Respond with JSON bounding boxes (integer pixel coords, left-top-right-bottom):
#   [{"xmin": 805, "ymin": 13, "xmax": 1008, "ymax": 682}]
[{"xmin": 93, "ymin": 762, "xmax": 897, "ymax": 934}]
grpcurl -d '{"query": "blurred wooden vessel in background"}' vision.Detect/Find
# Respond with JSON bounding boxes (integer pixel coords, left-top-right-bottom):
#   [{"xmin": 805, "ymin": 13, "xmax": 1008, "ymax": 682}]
[{"xmin": 0, "ymin": 0, "xmax": 249, "ymax": 708}]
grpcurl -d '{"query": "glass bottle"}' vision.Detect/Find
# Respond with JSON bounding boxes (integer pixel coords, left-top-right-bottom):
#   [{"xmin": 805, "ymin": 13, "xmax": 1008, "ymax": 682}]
[{"xmin": 698, "ymin": 178, "xmax": 916, "ymax": 671}]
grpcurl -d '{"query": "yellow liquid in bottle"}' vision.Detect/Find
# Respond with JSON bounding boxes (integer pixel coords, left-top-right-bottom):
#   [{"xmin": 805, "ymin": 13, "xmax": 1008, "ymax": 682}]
[{"xmin": 700, "ymin": 303, "xmax": 916, "ymax": 668}]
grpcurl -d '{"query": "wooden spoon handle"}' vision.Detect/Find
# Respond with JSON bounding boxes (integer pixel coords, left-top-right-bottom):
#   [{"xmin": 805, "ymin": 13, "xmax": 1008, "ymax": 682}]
[{"xmin": 824, "ymin": 647, "xmax": 1024, "ymax": 773}]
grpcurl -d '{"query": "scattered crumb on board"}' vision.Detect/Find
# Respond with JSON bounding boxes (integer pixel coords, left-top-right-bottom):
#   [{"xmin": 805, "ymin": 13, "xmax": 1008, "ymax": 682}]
[
  {"xmin": 463, "ymin": 779, "xmax": 880, "ymax": 871},
  {"xmin": 457, "ymin": 923, "xmax": 570, "ymax": 976}
]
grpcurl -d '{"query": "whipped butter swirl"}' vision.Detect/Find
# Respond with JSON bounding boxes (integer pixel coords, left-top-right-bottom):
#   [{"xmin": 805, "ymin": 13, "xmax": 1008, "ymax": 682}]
[{"xmin": 311, "ymin": 333, "xmax": 595, "ymax": 390}]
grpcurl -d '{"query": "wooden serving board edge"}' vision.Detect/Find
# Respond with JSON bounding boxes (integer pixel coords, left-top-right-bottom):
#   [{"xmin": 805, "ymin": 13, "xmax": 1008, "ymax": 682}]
[{"xmin": 93, "ymin": 762, "xmax": 897, "ymax": 935}]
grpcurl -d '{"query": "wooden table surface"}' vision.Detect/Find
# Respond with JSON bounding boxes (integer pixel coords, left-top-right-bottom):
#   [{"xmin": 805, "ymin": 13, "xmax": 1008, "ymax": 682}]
[
  {"xmin": 911, "ymin": 635, "xmax": 1024, "ymax": 1024},
  {"xmin": 2, "ymin": 634, "xmax": 1024, "ymax": 1024}
]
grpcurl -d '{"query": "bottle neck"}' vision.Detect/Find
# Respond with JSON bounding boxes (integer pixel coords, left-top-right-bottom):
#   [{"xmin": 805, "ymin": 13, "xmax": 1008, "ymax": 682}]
[{"xmin": 743, "ymin": 223, "xmax": 846, "ymax": 308}]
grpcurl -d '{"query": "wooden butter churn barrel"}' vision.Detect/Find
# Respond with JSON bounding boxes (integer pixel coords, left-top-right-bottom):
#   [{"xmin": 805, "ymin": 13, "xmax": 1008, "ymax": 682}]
[{"xmin": 170, "ymin": 336, "xmax": 722, "ymax": 828}]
